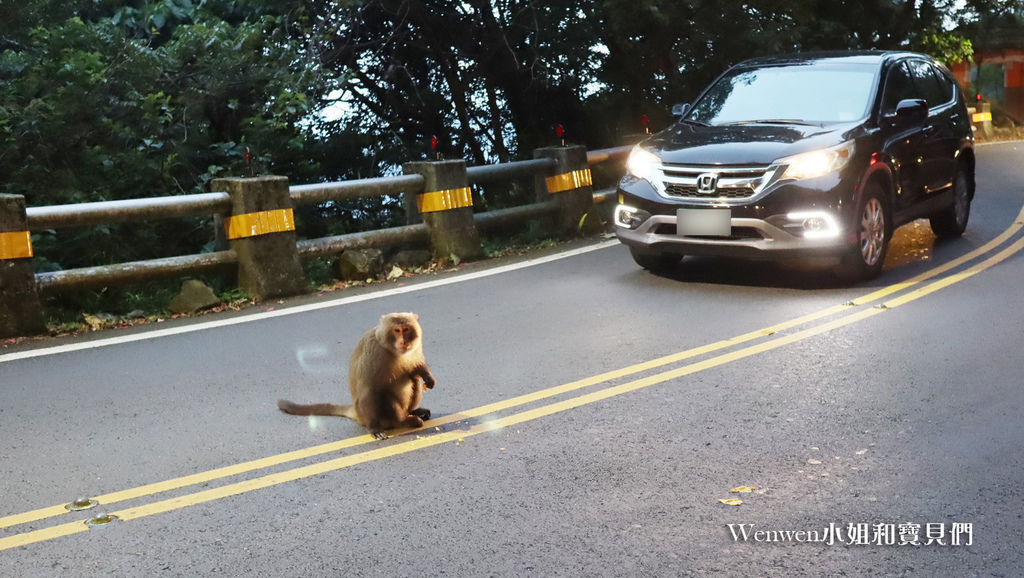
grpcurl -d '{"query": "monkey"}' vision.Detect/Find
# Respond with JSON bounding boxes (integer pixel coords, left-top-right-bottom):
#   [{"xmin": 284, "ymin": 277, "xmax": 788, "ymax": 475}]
[{"xmin": 278, "ymin": 312, "xmax": 436, "ymax": 440}]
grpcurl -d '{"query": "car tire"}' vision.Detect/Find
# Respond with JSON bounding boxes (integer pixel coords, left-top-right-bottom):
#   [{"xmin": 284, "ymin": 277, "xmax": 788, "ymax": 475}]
[
  {"xmin": 929, "ymin": 167, "xmax": 971, "ymax": 238},
  {"xmin": 838, "ymin": 182, "xmax": 890, "ymax": 281},
  {"xmin": 629, "ymin": 248, "xmax": 680, "ymax": 271}
]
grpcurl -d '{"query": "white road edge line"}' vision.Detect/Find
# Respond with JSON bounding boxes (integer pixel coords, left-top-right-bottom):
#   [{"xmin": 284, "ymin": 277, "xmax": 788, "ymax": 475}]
[
  {"xmin": 975, "ymin": 139, "xmax": 1023, "ymax": 147},
  {"xmin": 1, "ymin": 240, "xmax": 621, "ymax": 364}
]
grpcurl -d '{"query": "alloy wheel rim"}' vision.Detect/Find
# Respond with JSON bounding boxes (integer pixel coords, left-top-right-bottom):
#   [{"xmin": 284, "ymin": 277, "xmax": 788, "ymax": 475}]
[{"xmin": 860, "ymin": 198, "xmax": 885, "ymax": 266}]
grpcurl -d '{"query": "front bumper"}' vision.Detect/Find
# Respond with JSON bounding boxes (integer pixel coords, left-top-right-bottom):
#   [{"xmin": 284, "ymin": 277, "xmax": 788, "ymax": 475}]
[
  {"xmin": 614, "ymin": 172, "xmax": 860, "ymax": 263},
  {"xmin": 615, "ymin": 213, "xmax": 849, "ymax": 261}
]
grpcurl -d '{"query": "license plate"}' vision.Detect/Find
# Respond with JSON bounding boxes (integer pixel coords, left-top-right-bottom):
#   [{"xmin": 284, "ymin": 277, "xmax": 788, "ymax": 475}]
[{"xmin": 676, "ymin": 208, "xmax": 731, "ymax": 236}]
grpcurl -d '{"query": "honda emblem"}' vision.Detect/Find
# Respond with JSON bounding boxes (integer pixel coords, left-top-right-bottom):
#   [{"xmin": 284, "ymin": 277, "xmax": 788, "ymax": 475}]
[{"xmin": 696, "ymin": 173, "xmax": 719, "ymax": 194}]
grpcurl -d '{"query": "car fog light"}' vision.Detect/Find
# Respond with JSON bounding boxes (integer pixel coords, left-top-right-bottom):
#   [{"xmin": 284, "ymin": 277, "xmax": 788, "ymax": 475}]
[
  {"xmin": 615, "ymin": 204, "xmax": 643, "ymax": 229},
  {"xmin": 803, "ymin": 217, "xmax": 826, "ymax": 232},
  {"xmin": 787, "ymin": 211, "xmax": 840, "ymax": 239}
]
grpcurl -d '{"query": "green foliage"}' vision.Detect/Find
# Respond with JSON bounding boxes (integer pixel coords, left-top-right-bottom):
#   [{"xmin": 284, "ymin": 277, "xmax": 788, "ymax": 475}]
[
  {"xmin": 916, "ymin": 32, "xmax": 975, "ymax": 64},
  {"xmin": 0, "ymin": 1, "xmax": 329, "ymax": 270},
  {"xmin": 302, "ymin": 256, "xmax": 337, "ymax": 287}
]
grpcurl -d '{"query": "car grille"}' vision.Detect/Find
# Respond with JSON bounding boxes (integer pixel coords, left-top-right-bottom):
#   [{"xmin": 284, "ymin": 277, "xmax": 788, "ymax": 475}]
[
  {"xmin": 664, "ymin": 184, "xmax": 753, "ymax": 199},
  {"xmin": 653, "ymin": 224, "xmax": 764, "ymax": 240},
  {"xmin": 659, "ymin": 164, "xmax": 776, "ymax": 201}
]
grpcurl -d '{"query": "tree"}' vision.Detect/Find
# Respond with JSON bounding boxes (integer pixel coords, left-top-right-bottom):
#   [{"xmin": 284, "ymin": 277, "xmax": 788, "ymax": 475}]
[{"xmin": 0, "ymin": 0, "xmax": 330, "ymax": 272}]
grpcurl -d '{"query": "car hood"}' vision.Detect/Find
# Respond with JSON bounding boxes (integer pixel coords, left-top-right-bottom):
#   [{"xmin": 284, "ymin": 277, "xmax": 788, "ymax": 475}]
[{"xmin": 643, "ymin": 122, "xmax": 860, "ymax": 166}]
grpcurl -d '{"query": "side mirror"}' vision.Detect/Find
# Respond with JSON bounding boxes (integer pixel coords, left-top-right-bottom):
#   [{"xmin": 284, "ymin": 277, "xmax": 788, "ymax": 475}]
[
  {"xmin": 890, "ymin": 98, "xmax": 928, "ymax": 125},
  {"xmin": 671, "ymin": 103, "xmax": 689, "ymax": 117}
]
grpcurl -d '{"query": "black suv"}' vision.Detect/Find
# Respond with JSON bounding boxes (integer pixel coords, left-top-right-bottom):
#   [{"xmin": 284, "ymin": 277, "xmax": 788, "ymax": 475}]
[{"xmin": 614, "ymin": 51, "xmax": 975, "ymax": 280}]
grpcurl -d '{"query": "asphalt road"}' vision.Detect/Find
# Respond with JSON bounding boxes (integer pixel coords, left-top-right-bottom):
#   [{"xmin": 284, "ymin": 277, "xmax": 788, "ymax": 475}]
[{"xmin": 1, "ymin": 141, "xmax": 1022, "ymax": 576}]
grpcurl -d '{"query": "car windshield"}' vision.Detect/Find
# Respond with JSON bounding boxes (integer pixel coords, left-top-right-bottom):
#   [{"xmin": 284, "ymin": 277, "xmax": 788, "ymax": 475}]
[{"xmin": 686, "ymin": 63, "xmax": 878, "ymax": 126}]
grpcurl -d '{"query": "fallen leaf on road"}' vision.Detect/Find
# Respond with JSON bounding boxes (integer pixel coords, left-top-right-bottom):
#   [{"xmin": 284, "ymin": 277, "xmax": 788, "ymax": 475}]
[
  {"xmin": 718, "ymin": 498, "xmax": 743, "ymax": 506},
  {"xmin": 730, "ymin": 486, "xmax": 756, "ymax": 493},
  {"xmin": 856, "ymin": 449, "xmax": 868, "ymax": 455}
]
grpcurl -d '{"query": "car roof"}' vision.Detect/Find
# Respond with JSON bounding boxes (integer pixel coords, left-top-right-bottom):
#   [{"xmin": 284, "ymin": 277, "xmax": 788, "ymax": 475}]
[{"xmin": 735, "ymin": 50, "xmax": 928, "ymax": 68}]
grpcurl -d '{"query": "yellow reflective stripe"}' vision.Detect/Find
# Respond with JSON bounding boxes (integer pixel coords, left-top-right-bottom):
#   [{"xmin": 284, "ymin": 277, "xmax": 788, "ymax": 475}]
[
  {"xmin": 972, "ymin": 111, "xmax": 992, "ymax": 123},
  {"xmin": 225, "ymin": 208, "xmax": 295, "ymax": 240},
  {"xmin": 0, "ymin": 231, "xmax": 33, "ymax": 260},
  {"xmin": 546, "ymin": 169, "xmax": 593, "ymax": 194},
  {"xmin": 417, "ymin": 187, "xmax": 473, "ymax": 213}
]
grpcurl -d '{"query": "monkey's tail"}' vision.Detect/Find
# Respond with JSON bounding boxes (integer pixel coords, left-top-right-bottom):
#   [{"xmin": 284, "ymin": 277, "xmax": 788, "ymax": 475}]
[{"xmin": 277, "ymin": 399, "xmax": 358, "ymax": 420}]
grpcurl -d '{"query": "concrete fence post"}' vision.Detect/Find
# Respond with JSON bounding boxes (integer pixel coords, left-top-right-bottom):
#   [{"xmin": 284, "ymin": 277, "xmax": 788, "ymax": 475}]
[
  {"xmin": 971, "ymin": 102, "xmax": 994, "ymax": 139},
  {"xmin": 534, "ymin": 145, "xmax": 594, "ymax": 235},
  {"xmin": 210, "ymin": 176, "xmax": 307, "ymax": 299},
  {"xmin": 0, "ymin": 194, "xmax": 46, "ymax": 337},
  {"xmin": 403, "ymin": 160, "xmax": 484, "ymax": 261}
]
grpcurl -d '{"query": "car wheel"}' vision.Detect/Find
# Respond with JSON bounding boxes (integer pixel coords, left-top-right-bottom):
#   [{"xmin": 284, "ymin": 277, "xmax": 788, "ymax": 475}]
[
  {"xmin": 929, "ymin": 168, "xmax": 971, "ymax": 238},
  {"xmin": 629, "ymin": 247, "xmax": 680, "ymax": 271},
  {"xmin": 839, "ymin": 183, "xmax": 890, "ymax": 281}
]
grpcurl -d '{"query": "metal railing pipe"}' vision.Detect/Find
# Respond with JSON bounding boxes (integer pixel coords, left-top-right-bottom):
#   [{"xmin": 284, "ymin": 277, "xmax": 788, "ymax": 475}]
[
  {"xmin": 35, "ymin": 250, "xmax": 237, "ymax": 292},
  {"xmin": 289, "ymin": 174, "xmax": 425, "ymax": 206},
  {"xmin": 473, "ymin": 200, "xmax": 560, "ymax": 232},
  {"xmin": 296, "ymin": 223, "xmax": 430, "ymax": 259},
  {"xmin": 592, "ymin": 187, "xmax": 617, "ymax": 205},
  {"xmin": 26, "ymin": 193, "xmax": 232, "ymax": 230},
  {"xmin": 466, "ymin": 158, "xmax": 555, "ymax": 185},
  {"xmin": 586, "ymin": 145, "xmax": 632, "ymax": 165}
]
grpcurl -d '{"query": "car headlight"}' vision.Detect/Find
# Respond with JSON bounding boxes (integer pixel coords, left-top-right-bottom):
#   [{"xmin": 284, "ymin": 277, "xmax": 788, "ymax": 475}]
[
  {"xmin": 777, "ymin": 141, "xmax": 855, "ymax": 181},
  {"xmin": 626, "ymin": 145, "xmax": 661, "ymax": 184}
]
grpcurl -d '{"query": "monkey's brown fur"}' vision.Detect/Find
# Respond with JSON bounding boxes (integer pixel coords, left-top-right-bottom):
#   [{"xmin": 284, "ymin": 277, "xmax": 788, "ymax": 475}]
[{"xmin": 277, "ymin": 312, "xmax": 436, "ymax": 439}]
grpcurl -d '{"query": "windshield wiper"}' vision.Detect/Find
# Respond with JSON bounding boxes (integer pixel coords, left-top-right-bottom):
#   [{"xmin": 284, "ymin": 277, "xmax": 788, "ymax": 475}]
[
  {"xmin": 719, "ymin": 119, "xmax": 822, "ymax": 127},
  {"xmin": 678, "ymin": 118, "xmax": 710, "ymax": 127}
]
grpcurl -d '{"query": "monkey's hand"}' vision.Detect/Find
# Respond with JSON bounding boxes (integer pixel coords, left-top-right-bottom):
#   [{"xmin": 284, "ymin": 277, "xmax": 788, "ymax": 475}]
[
  {"xmin": 372, "ymin": 431, "xmax": 389, "ymax": 440},
  {"xmin": 419, "ymin": 367, "xmax": 436, "ymax": 390}
]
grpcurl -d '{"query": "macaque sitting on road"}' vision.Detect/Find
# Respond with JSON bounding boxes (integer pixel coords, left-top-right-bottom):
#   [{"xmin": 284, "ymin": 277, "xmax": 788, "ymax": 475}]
[{"xmin": 278, "ymin": 312, "xmax": 436, "ymax": 439}]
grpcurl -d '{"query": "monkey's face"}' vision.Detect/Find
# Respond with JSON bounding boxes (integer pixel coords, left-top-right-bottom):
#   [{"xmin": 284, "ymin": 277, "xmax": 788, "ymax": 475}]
[{"xmin": 389, "ymin": 323, "xmax": 420, "ymax": 355}]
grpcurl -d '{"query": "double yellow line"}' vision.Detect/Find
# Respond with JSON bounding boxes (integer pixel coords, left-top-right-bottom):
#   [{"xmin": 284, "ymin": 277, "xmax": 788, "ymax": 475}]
[{"xmin": 3, "ymin": 207, "xmax": 1024, "ymax": 552}]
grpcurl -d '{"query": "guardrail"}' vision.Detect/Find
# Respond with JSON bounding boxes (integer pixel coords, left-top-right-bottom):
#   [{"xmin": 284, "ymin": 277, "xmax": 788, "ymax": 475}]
[{"xmin": 0, "ymin": 144, "xmax": 630, "ymax": 337}]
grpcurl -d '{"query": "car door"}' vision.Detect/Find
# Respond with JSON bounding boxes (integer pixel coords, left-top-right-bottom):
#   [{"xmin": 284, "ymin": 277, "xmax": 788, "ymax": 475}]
[
  {"xmin": 906, "ymin": 59, "xmax": 960, "ymax": 196},
  {"xmin": 879, "ymin": 60, "xmax": 928, "ymax": 214}
]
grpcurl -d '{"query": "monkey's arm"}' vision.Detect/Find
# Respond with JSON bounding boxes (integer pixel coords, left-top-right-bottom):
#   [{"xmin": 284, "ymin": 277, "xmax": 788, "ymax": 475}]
[{"xmin": 414, "ymin": 363, "xmax": 436, "ymax": 389}]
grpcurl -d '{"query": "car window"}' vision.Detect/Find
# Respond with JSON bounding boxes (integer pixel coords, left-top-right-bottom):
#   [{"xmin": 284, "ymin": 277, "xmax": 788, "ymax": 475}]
[
  {"xmin": 929, "ymin": 64, "xmax": 957, "ymax": 105},
  {"xmin": 685, "ymin": 63, "xmax": 877, "ymax": 125},
  {"xmin": 907, "ymin": 60, "xmax": 952, "ymax": 108},
  {"xmin": 881, "ymin": 61, "xmax": 917, "ymax": 113},
  {"xmin": 935, "ymin": 67, "xmax": 956, "ymax": 96}
]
